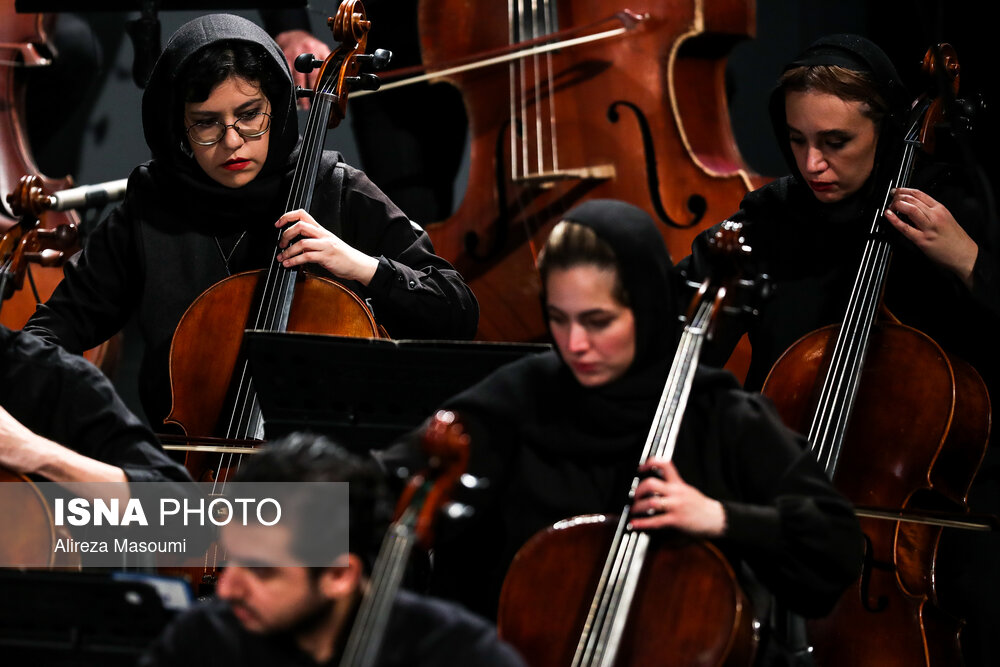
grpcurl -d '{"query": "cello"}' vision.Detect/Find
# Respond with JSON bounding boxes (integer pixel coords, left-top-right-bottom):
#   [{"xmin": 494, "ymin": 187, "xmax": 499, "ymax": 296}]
[
  {"xmin": 354, "ymin": 0, "xmax": 764, "ymax": 382},
  {"xmin": 0, "ymin": 4, "xmax": 119, "ymax": 373},
  {"xmin": 497, "ymin": 221, "xmax": 761, "ymax": 666},
  {"xmin": 760, "ymin": 44, "xmax": 991, "ymax": 666},
  {"xmin": 166, "ymin": 0, "xmax": 388, "ymax": 469},
  {"xmin": 157, "ymin": 1, "xmax": 391, "ymax": 588},
  {"xmin": 339, "ymin": 409, "xmax": 468, "ymax": 666}
]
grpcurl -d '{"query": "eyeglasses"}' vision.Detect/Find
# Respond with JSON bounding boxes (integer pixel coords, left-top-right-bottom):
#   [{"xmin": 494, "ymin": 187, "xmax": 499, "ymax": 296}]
[{"xmin": 185, "ymin": 111, "xmax": 272, "ymax": 146}]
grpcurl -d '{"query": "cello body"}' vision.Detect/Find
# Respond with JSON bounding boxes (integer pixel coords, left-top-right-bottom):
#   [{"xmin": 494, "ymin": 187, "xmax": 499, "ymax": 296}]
[
  {"xmin": 166, "ymin": 270, "xmax": 381, "ymax": 443},
  {"xmin": 499, "ymin": 515, "xmax": 756, "ymax": 667},
  {"xmin": 496, "ymin": 222, "xmax": 763, "ymax": 666},
  {"xmin": 763, "ymin": 321, "xmax": 990, "ymax": 665},
  {"xmin": 756, "ymin": 42, "xmax": 990, "ymax": 666},
  {"xmin": 417, "ymin": 0, "xmax": 764, "ymax": 360}
]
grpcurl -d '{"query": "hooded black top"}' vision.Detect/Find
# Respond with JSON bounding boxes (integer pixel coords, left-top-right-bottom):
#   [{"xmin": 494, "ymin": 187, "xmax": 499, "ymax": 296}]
[
  {"xmin": 23, "ymin": 14, "xmax": 479, "ymax": 426},
  {"xmin": 679, "ymin": 34, "xmax": 999, "ymax": 394},
  {"xmin": 378, "ymin": 200, "xmax": 862, "ymax": 635}
]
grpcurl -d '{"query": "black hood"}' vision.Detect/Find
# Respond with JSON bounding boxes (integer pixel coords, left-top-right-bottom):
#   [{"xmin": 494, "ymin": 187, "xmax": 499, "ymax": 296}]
[
  {"xmin": 560, "ymin": 199, "xmax": 677, "ymax": 376},
  {"xmin": 767, "ymin": 34, "xmax": 911, "ymax": 187},
  {"xmin": 139, "ymin": 13, "xmax": 300, "ymax": 222}
]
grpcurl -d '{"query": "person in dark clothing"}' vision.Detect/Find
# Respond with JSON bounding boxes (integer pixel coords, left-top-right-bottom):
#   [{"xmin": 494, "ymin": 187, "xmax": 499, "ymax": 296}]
[
  {"xmin": 678, "ymin": 33, "xmax": 997, "ymax": 393},
  {"xmin": 676, "ymin": 33, "xmax": 999, "ymax": 667},
  {"xmin": 377, "ymin": 199, "xmax": 863, "ymax": 664},
  {"xmin": 138, "ymin": 432, "xmax": 526, "ymax": 667},
  {"xmin": 22, "ymin": 14, "xmax": 479, "ymax": 428},
  {"xmin": 0, "ymin": 323, "xmax": 189, "ymax": 485}
]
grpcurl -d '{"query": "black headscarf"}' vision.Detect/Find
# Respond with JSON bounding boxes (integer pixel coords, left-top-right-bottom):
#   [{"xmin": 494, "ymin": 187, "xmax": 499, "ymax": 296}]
[
  {"xmin": 560, "ymin": 199, "xmax": 677, "ymax": 373},
  {"xmin": 140, "ymin": 13, "xmax": 301, "ymax": 223},
  {"xmin": 448, "ymin": 199, "xmax": 685, "ymax": 462},
  {"xmin": 411, "ymin": 201, "xmax": 742, "ymax": 617},
  {"xmin": 767, "ymin": 34, "xmax": 911, "ymax": 193}
]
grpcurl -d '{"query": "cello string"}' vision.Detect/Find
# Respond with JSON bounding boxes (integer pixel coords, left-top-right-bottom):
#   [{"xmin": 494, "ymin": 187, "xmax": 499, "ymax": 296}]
[
  {"xmin": 808, "ymin": 124, "xmax": 920, "ymax": 472},
  {"xmin": 809, "ymin": 147, "xmax": 902, "ymax": 464},
  {"xmin": 575, "ymin": 299, "xmax": 710, "ymax": 665},
  {"xmin": 573, "ymin": 510, "xmax": 633, "ymax": 666},
  {"xmin": 828, "ymin": 129, "xmax": 919, "ymax": 466},
  {"xmin": 216, "ymin": 69, "xmax": 337, "ymax": 476},
  {"xmin": 509, "ymin": 0, "xmax": 543, "ymax": 267}
]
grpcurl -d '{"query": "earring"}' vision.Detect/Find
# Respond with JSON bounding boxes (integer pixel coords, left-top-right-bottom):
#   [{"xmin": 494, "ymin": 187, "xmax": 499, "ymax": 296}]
[{"xmin": 179, "ymin": 140, "xmax": 194, "ymax": 158}]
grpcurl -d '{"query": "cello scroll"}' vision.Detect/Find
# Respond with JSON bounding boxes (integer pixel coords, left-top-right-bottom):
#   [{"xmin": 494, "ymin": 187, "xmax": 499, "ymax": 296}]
[{"xmin": 338, "ymin": 410, "xmax": 470, "ymax": 666}]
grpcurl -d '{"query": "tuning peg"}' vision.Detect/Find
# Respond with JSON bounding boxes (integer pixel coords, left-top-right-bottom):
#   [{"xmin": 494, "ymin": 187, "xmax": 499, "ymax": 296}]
[
  {"xmin": 444, "ymin": 502, "xmax": 475, "ymax": 520},
  {"xmin": 294, "ymin": 53, "xmax": 324, "ymax": 73},
  {"xmin": 356, "ymin": 48, "xmax": 392, "ymax": 72},
  {"xmin": 345, "ymin": 73, "xmax": 382, "ymax": 92},
  {"xmin": 25, "ymin": 249, "xmax": 66, "ymax": 267},
  {"xmin": 295, "ymin": 87, "xmax": 315, "ymax": 100},
  {"xmin": 35, "ymin": 223, "xmax": 79, "ymax": 250}
]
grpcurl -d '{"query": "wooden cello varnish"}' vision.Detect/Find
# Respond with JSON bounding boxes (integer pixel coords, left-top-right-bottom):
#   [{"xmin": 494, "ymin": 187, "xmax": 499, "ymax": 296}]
[
  {"xmin": 497, "ymin": 222, "xmax": 760, "ymax": 666},
  {"xmin": 760, "ymin": 44, "xmax": 990, "ymax": 666}
]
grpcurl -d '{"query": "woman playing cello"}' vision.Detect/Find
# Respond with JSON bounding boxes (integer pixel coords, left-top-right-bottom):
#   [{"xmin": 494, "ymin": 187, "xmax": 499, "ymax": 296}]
[
  {"xmin": 22, "ymin": 13, "xmax": 479, "ymax": 428},
  {"xmin": 676, "ymin": 33, "xmax": 999, "ymax": 666},
  {"xmin": 379, "ymin": 199, "xmax": 863, "ymax": 664},
  {"xmin": 679, "ymin": 33, "xmax": 997, "ymax": 393}
]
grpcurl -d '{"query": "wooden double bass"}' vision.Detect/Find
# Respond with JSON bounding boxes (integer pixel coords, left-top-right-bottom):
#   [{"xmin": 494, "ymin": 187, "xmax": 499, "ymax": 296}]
[
  {"xmin": 497, "ymin": 221, "xmax": 761, "ymax": 666},
  {"xmin": 761, "ymin": 44, "xmax": 991, "ymax": 666},
  {"xmin": 355, "ymin": 0, "xmax": 764, "ymax": 381}
]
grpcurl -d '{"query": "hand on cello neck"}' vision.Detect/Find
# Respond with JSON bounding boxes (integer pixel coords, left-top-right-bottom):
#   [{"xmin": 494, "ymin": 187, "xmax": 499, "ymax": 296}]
[{"xmin": 275, "ymin": 209, "xmax": 379, "ymax": 285}]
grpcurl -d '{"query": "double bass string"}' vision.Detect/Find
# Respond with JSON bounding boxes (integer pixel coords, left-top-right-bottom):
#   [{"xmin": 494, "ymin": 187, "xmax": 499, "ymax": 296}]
[
  {"xmin": 509, "ymin": 0, "xmax": 562, "ymax": 263},
  {"xmin": 508, "ymin": 0, "xmax": 559, "ymax": 180}
]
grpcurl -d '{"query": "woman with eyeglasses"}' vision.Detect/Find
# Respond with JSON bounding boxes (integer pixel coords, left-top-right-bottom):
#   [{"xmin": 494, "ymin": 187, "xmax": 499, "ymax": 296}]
[{"xmin": 23, "ymin": 14, "xmax": 479, "ymax": 427}]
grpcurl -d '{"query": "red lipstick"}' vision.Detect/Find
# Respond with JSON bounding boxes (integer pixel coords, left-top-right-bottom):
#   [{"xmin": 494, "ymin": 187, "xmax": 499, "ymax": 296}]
[{"xmin": 223, "ymin": 158, "xmax": 251, "ymax": 171}]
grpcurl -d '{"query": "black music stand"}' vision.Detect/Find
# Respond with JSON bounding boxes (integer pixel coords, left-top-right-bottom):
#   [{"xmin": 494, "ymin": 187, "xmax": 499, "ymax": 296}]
[
  {"xmin": 0, "ymin": 569, "xmax": 190, "ymax": 666},
  {"xmin": 244, "ymin": 331, "xmax": 551, "ymax": 451}
]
